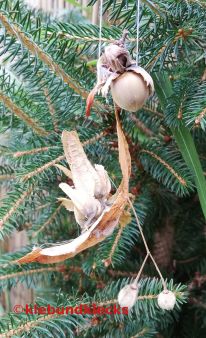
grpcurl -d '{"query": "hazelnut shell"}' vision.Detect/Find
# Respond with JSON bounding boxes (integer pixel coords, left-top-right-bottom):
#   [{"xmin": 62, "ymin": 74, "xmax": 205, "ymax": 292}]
[{"xmin": 111, "ymin": 71, "xmax": 150, "ymax": 112}]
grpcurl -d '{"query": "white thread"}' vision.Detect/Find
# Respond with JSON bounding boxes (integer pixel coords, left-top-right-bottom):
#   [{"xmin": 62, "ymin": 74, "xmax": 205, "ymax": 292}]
[
  {"xmin": 98, "ymin": 0, "xmax": 104, "ymax": 59},
  {"xmin": 136, "ymin": 0, "xmax": 141, "ymax": 65}
]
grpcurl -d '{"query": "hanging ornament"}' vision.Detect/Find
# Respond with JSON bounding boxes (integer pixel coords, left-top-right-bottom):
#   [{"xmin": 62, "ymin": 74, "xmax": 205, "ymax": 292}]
[
  {"xmin": 118, "ymin": 282, "xmax": 139, "ymax": 309},
  {"xmin": 86, "ymin": 30, "xmax": 154, "ymax": 116},
  {"xmin": 157, "ymin": 290, "xmax": 176, "ymax": 310}
]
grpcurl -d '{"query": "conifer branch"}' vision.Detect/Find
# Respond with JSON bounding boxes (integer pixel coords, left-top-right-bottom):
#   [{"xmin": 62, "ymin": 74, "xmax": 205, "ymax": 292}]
[
  {"xmin": 0, "ymin": 13, "xmax": 88, "ymax": 98},
  {"xmin": 22, "ymin": 155, "xmax": 66, "ymax": 181},
  {"xmin": 147, "ymin": 45, "xmax": 167, "ymax": 69},
  {"xmin": 0, "ymin": 12, "xmax": 106, "ymax": 113},
  {"xmin": 0, "ymin": 91, "xmax": 49, "ymax": 136},
  {"xmin": 23, "ymin": 128, "xmax": 111, "ymax": 181},
  {"xmin": 0, "ymin": 313, "xmax": 60, "ymax": 338},
  {"xmin": 106, "ymin": 225, "xmax": 127, "ymax": 267},
  {"xmin": 131, "ymin": 328, "xmax": 149, "ymax": 338},
  {"xmin": 97, "ymin": 291, "xmax": 184, "ymax": 306},
  {"xmin": 130, "ymin": 114, "xmax": 154, "ymax": 137},
  {"xmin": 44, "ymin": 88, "xmax": 59, "ymax": 132},
  {"xmin": 0, "ymin": 291, "xmax": 185, "ymax": 338},
  {"xmin": 107, "ymin": 270, "xmax": 145, "ymax": 278},
  {"xmin": 0, "ymin": 185, "xmax": 34, "ymax": 229},
  {"xmin": 32, "ymin": 205, "xmax": 62, "ymax": 238},
  {"xmin": 141, "ymin": 0, "xmax": 167, "ymax": 15},
  {"xmin": 13, "ymin": 146, "xmax": 58, "ymax": 158},
  {"xmin": 187, "ymin": 0, "xmax": 206, "ymax": 7},
  {"xmin": 48, "ymin": 31, "xmax": 139, "ymax": 43},
  {"xmin": 141, "ymin": 149, "xmax": 187, "ymax": 186},
  {"xmin": 0, "ymin": 174, "xmax": 15, "ymax": 181},
  {"xmin": 143, "ymin": 105, "xmax": 163, "ymax": 118},
  {"xmin": 0, "ymin": 266, "xmax": 62, "ymax": 281},
  {"xmin": 195, "ymin": 107, "xmax": 206, "ymax": 125}
]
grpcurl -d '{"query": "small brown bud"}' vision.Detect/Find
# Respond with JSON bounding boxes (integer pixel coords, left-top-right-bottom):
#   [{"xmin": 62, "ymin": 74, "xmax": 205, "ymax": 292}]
[
  {"xmin": 103, "ymin": 258, "xmax": 112, "ymax": 267},
  {"xmin": 163, "ymin": 135, "xmax": 172, "ymax": 143}
]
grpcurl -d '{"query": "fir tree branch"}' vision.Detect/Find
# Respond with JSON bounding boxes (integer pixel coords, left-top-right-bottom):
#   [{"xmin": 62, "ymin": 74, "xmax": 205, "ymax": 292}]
[
  {"xmin": 0, "ymin": 13, "xmax": 87, "ymax": 98},
  {"xmin": 195, "ymin": 107, "xmax": 206, "ymax": 125},
  {"xmin": 0, "ymin": 313, "xmax": 60, "ymax": 338},
  {"xmin": 107, "ymin": 270, "xmax": 145, "ymax": 278},
  {"xmin": 22, "ymin": 154, "xmax": 65, "ymax": 181},
  {"xmin": 186, "ymin": 0, "xmax": 206, "ymax": 7},
  {"xmin": 0, "ymin": 12, "xmax": 106, "ymax": 114},
  {"xmin": 131, "ymin": 328, "xmax": 149, "ymax": 338},
  {"xmin": 147, "ymin": 45, "xmax": 167, "ymax": 69},
  {"xmin": 97, "ymin": 291, "xmax": 184, "ymax": 306},
  {"xmin": 147, "ymin": 26, "xmax": 193, "ymax": 70},
  {"xmin": 13, "ymin": 146, "xmax": 58, "ymax": 158},
  {"xmin": 0, "ymin": 91, "xmax": 49, "ymax": 137},
  {"xmin": 105, "ymin": 225, "xmax": 126, "ymax": 267},
  {"xmin": 130, "ymin": 114, "xmax": 154, "ymax": 137},
  {"xmin": 0, "ymin": 185, "xmax": 34, "ymax": 229},
  {"xmin": 143, "ymin": 105, "xmax": 163, "ymax": 118},
  {"xmin": 141, "ymin": 0, "xmax": 167, "ymax": 15},
  {"xmin": 48, "ymin": 31, "xmax": 139, "ymax": 43},
  {"xmin": 44, "ymin": 88, "xmax": 59, "ymax": 133},
  {"xmin": 32, "ymin": 205, "xmax": 62, "ymax": 238},
  {"xmin": 141, "ymin": 149, "xmax": 187, "ymax": 186},
  {"xmin": 0, "ymin": 266, "xmax": 62, "ymax": 281},
  {"xmin": 22, "ymin": 128, "xmax": 111, "ymax": 181},
  {"xmin": 0, "ymin": 174, "xmax": 15, "ymax": 181}
]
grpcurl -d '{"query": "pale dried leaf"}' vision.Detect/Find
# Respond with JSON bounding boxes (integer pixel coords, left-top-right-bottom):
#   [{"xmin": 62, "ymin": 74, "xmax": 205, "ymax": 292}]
[
  {"xmin": 55, "ymin": 164, "xmax": 73, "ymax": 179},
  {"xmin": 62, "ymin": 131, "xmax": 97, "ymax": 197},
  {"xmin": 58, "ymin": 197, "xmax": 74, "ymax": 211},
  {"xmin": 94, "ymin": 164, "xmax": 111, "ymax": 199},
  {"xmin": 17, "ymin": 110, "xmax": 131, "ymax": 264},
  {"xmin": 59, "ymin": 183, "xmax": 102, "ymax": 222}
]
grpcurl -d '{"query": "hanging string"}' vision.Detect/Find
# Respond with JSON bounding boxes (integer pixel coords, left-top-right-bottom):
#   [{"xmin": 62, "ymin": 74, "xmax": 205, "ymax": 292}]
[
  {"xmin": 136, "ymin": 0, "xmax": 141, "ymax": 66},
  {"xmin": 98, "ymin": 0, "xmax": 104, "ymax": 59}
]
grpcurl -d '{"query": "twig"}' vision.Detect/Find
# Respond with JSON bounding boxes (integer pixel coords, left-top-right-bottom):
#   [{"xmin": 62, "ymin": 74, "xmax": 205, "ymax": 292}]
[
  {"xmin": 0, "ymin": 91, "xmax": 49, "ymax": 137},
  {"xmin": 140, "ymin": 149, "xmax": 187, "ymax": 186},
  {"xmin": 22, "ymin": 127, "xmax": 111, "ymax": 181}
]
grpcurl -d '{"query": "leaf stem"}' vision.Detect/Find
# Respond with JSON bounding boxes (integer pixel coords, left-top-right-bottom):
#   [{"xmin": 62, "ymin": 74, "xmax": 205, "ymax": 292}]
[{"xmin": 153, "ymin": 72, "xmax": 206, "ymax": 219}]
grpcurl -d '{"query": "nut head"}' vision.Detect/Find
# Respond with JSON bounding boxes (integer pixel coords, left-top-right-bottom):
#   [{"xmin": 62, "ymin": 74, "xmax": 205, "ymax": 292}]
[
  {"xmin": 111, "ymin": 71, "xmax": 150, "ymax": 112},
  {"xmin": 118, "ymin": 282, "xmax": 138, "ymax": 309},
  {"xmin": 157, "ymin": 290, "xmax": 176, "ymax": 310}
]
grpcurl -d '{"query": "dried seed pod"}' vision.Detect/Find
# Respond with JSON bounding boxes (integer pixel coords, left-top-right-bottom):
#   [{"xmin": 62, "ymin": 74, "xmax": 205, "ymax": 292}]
[
  {"xmin": 118, "ymin": 282, "xmax": 138, "ymax": 309},
  {"xmin": 111, "ymin": 66, "xmax": 154, "ymax": 112},
  {"xmin": 102, "ymin": 43, "xmax": 133, "ymax": 74},
  {"xmin": 157, "ymin": 290, "xmax": 176, "ymax": 310},
  {"xmin": 86, "ymin": 43, "xmax": 154, "ymax": 116},
  {"xmin": 17, "ymin": 110, "xmax": 131, "ymax": 265},
  {"xmin": 62, "ymin": 131, "xmax": 111, "ymax": 202},
  {"xmin": 94, "ymin": 164, "xmax": 111, "ymax": 200},
  {"xmin": 59, "ymin": 182, "xmax": 103, "ymax": 229}
]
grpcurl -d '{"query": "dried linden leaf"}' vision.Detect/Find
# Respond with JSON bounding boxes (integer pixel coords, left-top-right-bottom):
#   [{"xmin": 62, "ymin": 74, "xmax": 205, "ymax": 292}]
[{"xmin": 17, "ymin": 110, "xmax": 131, "ymax": 264}]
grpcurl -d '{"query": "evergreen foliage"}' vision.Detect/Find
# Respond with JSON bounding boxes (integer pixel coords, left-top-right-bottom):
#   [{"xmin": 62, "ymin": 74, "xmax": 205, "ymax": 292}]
[{"xmin": 0, "ymin": 0, "xmax": 206, "ymax": 337}]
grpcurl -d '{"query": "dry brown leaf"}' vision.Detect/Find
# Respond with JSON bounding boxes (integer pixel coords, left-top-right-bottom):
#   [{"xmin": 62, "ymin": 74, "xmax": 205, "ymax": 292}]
[
  {"xmin": 17, "ymin": 109, "xmax": 131, "ymax": 264},
  {"xmin": 119, "ymin": 210, "xmax": 132, "ymax": 227}
]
